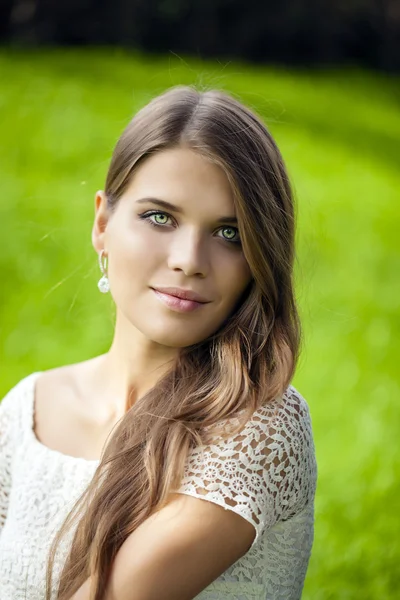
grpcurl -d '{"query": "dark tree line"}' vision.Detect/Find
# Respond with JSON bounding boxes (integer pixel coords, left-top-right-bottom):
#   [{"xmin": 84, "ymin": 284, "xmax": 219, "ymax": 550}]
[{"xmin": 1, "ymin": 0, "xmax": 399, "ymax": 72}]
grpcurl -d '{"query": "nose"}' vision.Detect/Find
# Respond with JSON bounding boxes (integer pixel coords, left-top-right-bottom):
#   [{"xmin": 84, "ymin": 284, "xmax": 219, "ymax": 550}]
[{"xmin": 167, "ymin": 227, "xmax": 209, "ymax": 278}]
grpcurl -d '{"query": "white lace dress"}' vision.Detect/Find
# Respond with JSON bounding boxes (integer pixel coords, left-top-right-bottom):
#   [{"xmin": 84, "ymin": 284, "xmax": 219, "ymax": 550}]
[{"xmin": 0, "ymin": 372, "xmax": 317, "ymax": 600}]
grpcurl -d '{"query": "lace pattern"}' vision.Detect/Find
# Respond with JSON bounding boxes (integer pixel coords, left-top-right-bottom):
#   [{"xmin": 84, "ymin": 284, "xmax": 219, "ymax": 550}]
[{"xmin": 0, "ymin": 372, "xmax": 317, "ymax": 600}]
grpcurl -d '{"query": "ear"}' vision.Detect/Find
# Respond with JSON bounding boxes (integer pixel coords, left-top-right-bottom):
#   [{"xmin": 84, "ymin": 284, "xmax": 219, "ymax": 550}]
[{"xmin": 92, "ymin": 190, "xmax": 110, "ymax": 254}]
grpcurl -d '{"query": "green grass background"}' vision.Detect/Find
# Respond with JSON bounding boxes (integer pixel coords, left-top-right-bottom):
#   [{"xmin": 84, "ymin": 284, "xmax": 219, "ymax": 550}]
[{"xmin": 0, "ymin": 48, "xmax": 399, "ymax": 598}]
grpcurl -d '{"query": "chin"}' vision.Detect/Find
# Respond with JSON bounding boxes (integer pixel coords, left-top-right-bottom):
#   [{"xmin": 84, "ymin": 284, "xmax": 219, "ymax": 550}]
[
  {"xmin": 126, "ymin": 308, "xmax": 226, "ymax": 348},
  {"xmin": 135, "ymin": 318, "xmax": 215, "ymax": 348},
  {"xmin": 147, "ymin": 329, "xmax": 206, "ymax": 348}
]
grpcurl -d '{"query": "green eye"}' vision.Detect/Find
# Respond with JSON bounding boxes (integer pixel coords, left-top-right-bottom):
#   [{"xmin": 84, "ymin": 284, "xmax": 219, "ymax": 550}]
[
  {"xmin": 153, "ymin": 213, "xmax": 169, "ymax": 224},
  {"xmin": 139, "ymin": 210, "xmax": 173, "ymax": 228},
  {"xmin": 220, "ymin": 227, "xmax": 240, "ymax": 243},
  {"xmin": 222, "ymin": 228, "xmax": 235, "ymax": 239}
]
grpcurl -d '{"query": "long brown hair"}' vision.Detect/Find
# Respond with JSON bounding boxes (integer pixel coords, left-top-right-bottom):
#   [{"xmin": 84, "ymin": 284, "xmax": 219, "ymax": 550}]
[{"xmin": 46, "ymin": 85, "xmax": 302, "ymax": 599}]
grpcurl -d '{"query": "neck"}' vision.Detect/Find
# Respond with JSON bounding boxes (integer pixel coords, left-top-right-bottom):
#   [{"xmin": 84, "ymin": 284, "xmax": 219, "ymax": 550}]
[{"xmin": 95, "ymin": 312, "xmax": 179, "ymax": 410}]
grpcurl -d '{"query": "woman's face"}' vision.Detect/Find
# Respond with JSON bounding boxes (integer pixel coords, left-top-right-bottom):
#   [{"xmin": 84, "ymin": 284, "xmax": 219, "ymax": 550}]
[{"xmin": 93, "ymin": 147, "xmax": 253, "ymax": 348}]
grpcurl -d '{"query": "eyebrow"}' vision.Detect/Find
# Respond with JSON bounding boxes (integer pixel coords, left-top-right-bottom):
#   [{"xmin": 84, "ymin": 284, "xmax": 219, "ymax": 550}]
[{"xmin": 136, "ymin": 197, "xmax": 238, "ymax": 224}]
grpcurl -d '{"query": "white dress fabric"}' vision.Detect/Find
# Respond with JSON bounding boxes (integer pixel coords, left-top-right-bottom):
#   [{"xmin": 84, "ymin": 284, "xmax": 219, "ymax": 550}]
[{"xmin": 0, "ymin": 372, "xmax": 317, "ymax": 600}]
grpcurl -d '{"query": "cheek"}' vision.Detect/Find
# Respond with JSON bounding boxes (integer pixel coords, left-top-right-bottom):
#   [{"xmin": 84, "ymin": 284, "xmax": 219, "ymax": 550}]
[
  {"xmin": 216, "ymin": 256, "xmax": 252, "ymax": 308},
  {"xmin": 107, "ymin": 219, "xmax": 164, "ymax": 280}
]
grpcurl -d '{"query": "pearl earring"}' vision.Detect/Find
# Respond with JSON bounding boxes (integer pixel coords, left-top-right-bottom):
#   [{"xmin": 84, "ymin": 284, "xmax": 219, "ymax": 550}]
[{"xmin": 97, "ymin": 250, "xmax": 110, "ymax": 293}]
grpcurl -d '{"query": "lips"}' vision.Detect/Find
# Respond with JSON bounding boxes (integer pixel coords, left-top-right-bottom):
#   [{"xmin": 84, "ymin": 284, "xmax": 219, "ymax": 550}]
[
  {"xmin": 151, "ymin": 287, "xmax": 210, "ymax": 313},
  {"xmin": 151, "ymin": 287, "xmax": 210, "ymax": 303}
]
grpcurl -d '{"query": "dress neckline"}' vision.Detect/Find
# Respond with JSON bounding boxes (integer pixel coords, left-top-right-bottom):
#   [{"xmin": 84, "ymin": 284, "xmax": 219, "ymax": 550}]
[{"xmin": 26, "ymin": 371, "xmax": 100, "ymax": 467}]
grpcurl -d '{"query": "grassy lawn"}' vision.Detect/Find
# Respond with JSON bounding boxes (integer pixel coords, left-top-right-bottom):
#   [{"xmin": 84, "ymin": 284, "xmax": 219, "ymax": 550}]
[{"xmin": 0, "ymin": 48, "xmax": 399, "ymax": 598}]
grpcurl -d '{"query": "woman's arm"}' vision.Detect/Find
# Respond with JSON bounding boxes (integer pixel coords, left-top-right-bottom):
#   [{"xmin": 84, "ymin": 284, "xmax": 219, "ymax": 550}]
[{"xmin": 70, "ymin": 492, "xmax": 255, "ymax": 600}]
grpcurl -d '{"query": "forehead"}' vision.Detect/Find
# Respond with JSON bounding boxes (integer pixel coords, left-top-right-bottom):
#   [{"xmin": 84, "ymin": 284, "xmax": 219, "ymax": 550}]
[{"xmin": 122, "ymin": 147, "xmax": 236, "ymax": 215}]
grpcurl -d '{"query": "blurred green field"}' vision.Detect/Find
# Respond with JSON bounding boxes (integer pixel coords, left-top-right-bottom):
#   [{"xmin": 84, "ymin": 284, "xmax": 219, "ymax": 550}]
[{"xmin": 0, "ymin": 48, "xmax": 399, "ymax": 598}]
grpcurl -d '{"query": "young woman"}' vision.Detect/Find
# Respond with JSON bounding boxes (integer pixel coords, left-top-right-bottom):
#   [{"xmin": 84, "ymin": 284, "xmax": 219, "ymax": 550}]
[{"xmin": 0, "ymin": 86, "xmax": 317, "ymax": 600}]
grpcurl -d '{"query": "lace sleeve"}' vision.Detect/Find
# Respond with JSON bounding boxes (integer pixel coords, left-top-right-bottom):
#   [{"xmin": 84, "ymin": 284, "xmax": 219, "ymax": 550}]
[{"xmin": 174, "ymin": 385, "xmax": 317, "ymax": 552}]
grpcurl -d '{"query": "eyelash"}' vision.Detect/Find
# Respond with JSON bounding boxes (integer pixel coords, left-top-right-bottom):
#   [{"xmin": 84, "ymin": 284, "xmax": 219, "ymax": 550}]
[{"xmin": 138, "ymin": 210, "xmax": 242, "ymax": 245}]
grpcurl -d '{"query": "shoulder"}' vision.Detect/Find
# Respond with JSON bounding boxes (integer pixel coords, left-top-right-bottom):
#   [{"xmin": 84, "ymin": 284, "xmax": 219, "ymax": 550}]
[
  {"xmin": 0, "ymin": 372, "xmax": 39, "ymax": 413},
  {"xmin": 263, "ymin": 383, "xmax": 315, "ymax": 451},
  {"xmin": 255, "ymin": 383, "xmax": 317, "ymax": 470},
  {"xmin": 1, "ymin": 359, "xmax": 88, "ymax": 405},
  {"xmin": 31, "ymin": 355, "xmax": 105, "ymax": 412},
  {"xmin": 175, "ymin": 383, "xmax": 317, "ymax": 544},
  {"xmin": 186, "ymin": 383, "xmax": 316, "ymax": 474},
  {"xmin": 0, "ymin": 357, "xmax": 100, "ymax": 430},
  {"xmin": 30, "ymin": 357, "xmax": 106, "ymax": 440},
  {"xmin": 187, "ymin": 383, "xmax": 316, "ymax": 510},
  {"xmin": 241, "ymin": 383, "xmax": 316, "ymax": 466},
  {"xmin": 212, "ymin": 382, "xmax": 316, "ymax": 460},
  {"xmin": 33, "ymin": 363, "xmax": 79, "ymax": 406},
  {"xmin": 0, "ymin": 372, "xmax": 40, "ymax": 446},
  {"xmin": 255, "ymin": 383, "xmax": 318, "ymax": 517},
  {"xmin": 35, "ymin": 358, "xmax": 95, "ymax": 394},
  {"xmin": 281, "ymin": 383, "xmax": 314, "ymax": 428},
  {"xmin": 247, "ymin": 383, "xmax": 318, "ymax": 521},
  {"xmin": 254, "ymin": 383, "xmax": 314, "ymax": 431}
]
